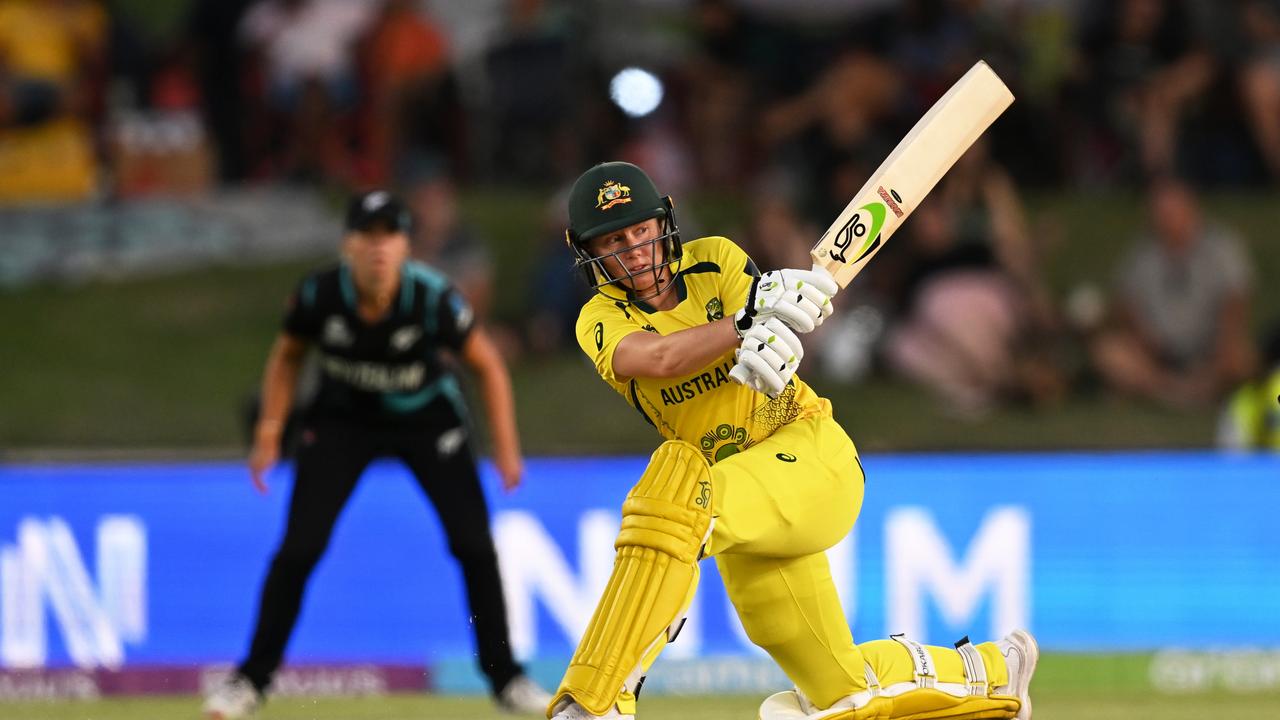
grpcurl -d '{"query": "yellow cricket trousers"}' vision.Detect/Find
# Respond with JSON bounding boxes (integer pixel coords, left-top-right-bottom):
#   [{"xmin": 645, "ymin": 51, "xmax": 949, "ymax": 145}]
[{"xmin": 706, "ymin": 414, "xmax": 1009, "ymax": 709}]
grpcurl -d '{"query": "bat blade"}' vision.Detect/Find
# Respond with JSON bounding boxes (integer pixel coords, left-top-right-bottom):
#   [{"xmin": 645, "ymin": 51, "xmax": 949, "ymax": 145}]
[{"xmin": 811, "ymin": 60, "xmax": 1014, "ymax": 288}]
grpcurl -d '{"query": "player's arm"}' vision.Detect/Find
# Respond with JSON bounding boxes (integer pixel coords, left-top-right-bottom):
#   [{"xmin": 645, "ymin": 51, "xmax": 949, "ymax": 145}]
[
  {"xmin": 612, "ymin": 317, "xmax": 741, "ymax": 379},
  {"xmin": 249, "ymin": 332, "xmax": 308, "ymax": 493},
  {"xmin": 460, "ymin": 325, "xmax": 524, "ymax": 492}
]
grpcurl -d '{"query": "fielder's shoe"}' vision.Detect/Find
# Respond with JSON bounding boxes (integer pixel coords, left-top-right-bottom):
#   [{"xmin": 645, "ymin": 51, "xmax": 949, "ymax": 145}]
[
  {"xmin": 548, "ymin": 699, "xmax": 633, "ymax": 719},
  {"xmin": 495, "ymin": 674, "xmax": 553, "ymax": 714},
  {"xmin": 994, "ymin": 629, "xmax": 1039, "ymax": 719},
  {"xmin": 203, "ymin": 673, "xmax": 262, "ymax": 720}
]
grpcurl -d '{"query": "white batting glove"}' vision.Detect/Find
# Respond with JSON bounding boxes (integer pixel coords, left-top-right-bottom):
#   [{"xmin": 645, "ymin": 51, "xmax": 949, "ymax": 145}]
[
  {"xmin": 734, "ymin": 266, "xmax": 838, "ymax": 335},
  {"xmin": 731, "ymin": 318, "xmax": 805, "ymax": 398}
]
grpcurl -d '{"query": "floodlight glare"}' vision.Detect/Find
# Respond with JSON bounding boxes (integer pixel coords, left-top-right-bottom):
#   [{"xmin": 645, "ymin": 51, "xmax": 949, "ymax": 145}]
[{"xmin": 610, "ymin": 67, "xmax": 663, "ymax": 118}]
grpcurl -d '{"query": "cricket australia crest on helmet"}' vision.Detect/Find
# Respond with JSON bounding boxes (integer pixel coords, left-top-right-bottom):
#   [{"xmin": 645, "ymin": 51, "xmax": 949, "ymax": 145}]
[{"xmin": 596, "ymin": 180, "xmax": 632, "ymax": 210}]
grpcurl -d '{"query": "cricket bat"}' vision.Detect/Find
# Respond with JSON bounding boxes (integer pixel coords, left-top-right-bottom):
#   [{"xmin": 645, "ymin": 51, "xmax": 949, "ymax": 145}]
[{"xmin": 733, "ymin": 60, "xmax": 1013, "ymax": 386}]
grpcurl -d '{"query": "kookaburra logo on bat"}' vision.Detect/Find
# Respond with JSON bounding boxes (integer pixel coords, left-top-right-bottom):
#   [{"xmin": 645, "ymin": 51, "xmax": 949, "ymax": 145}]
[{"xmin": 828, "ymin": 200, "xmax": 888, "ymax": 265}]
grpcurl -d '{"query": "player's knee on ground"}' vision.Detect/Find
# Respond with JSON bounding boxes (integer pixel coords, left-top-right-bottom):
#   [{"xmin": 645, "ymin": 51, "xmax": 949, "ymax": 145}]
[{"xmin": 551, "ymin": 441, "xmax": 713, "ymax": 717}]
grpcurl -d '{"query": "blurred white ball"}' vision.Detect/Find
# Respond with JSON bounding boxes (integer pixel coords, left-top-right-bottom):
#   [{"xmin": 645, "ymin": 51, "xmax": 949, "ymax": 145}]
[{"xmin": 610, "ymin": 67, "xmax": 663, "ymax": 118}]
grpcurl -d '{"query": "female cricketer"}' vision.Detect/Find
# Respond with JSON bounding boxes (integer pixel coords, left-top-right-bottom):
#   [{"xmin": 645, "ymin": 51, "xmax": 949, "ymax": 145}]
[
  {"xmin": 203, "ymin": 190, "xmax": 549, "ymax": 718},
  {"xmin": 548, "ymin": 162, "xmax": 1039, "ymax": 720}
]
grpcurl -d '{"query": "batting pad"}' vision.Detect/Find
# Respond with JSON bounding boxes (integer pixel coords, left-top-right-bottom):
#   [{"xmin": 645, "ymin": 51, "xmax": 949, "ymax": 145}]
[
  {"xmin": 760, "ymin": 636, "xmax": 1019, "ymax": 720},
  {"xmin": 549, "ymin": 441, "xmax": 713, "ymax": 718},
  {"xmin": 759, "ymin": 689, "xmax": 1019, "ymax": 720}
]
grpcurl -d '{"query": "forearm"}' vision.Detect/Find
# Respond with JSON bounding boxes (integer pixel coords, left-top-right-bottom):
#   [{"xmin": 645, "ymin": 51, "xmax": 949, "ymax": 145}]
[
  {"xmin": 620, "ymin": 317, "xmax": 740, "ymax": 379},
  {"xmin": 256, "ymin": 340, "xmax": 302, "ymax": 443},
  {"xmin": 476, "ymin": 362, "xmax": 522, "ymax": 462}
]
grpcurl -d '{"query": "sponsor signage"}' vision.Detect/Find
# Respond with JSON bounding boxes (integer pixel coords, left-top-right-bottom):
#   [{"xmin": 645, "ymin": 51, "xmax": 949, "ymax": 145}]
[{"xmin": 1, "ymin": 453, "xmax": 1277, "ymax": 683}]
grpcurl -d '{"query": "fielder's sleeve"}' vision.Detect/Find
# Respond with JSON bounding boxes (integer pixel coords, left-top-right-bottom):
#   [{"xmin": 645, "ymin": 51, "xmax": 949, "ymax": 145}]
[
  {"xmin": 712, "ymin": 236, "xmax": 761, "ymax": 315},
  {"xmin": 435, "ymin": 286, "xmax": 476, "ymax": 351},
  {"xmin": 576, "ymin": 300, "xmax": 644, "ymax": 386},
  {"xmin": 282, "ymin": 275, "xmax": 322, "ymax": 339}
]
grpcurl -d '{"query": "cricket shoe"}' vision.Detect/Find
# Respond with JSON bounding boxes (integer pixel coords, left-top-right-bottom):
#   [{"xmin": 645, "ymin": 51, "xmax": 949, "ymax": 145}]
[
  {"xmin": 994, "ymin": 628, "xmax": 1039, "ymax": 719},
  {"xmin": 202, "ymin": 673, "xmax": 262, "ymax": 720},
  {"xmin": 548, "ymin": 699, "xmax": 634, "ymax": 720},
  {"xmin": 495, "ymin": 674, "xmax": 553, "ymax": 714}
]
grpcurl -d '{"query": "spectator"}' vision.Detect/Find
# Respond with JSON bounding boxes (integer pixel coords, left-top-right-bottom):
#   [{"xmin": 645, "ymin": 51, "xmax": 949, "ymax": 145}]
[
  {"xmin": 682, "ymin": 0, "xmax": 759, "ymax": 186},
  {"xmin": 184, "ymin": 0, "xmax": 256, "ymax": 183},
  {"xmin": 357, "ymin": 0, "xmax": 461, "ymax": 185},
  {"xmin": 525, "ymin": 186, "xmax": 590, "ymax": 356},
  {"xmin": 1075, "ymin": 0, "xmax": 1216, "ymax": 180},
  {"xmin": 1091, "ymin": 177, "xmax": 1257, "ymax": 408},
  {"xmin": 238, "ymin": 0, "xmax": 375, "ymax": 182},
  {"xmin": 0, "ymin": 0, "xmax": 106, "ymax": 202},
  {"xmin": 482, "ymin": 0, "xmax": 573, "ymax": 181},
  {"xmin": 760, "ymin": 48, "xmax": 902, "ymax": 226},
  {"xmin": 737, "ymin": 171, "xmax": 816, "ymax": 274},
  {"xmin": 402, "ymin": 162, "xmax": 496, "ymax": 323},
  {"xmin": 881, "ymin": 142, "xmax": 1064, "ymax": 416},
  {"xmin": 1236, "ymin": 0, "xmax": 1280, "ymax": 180}
]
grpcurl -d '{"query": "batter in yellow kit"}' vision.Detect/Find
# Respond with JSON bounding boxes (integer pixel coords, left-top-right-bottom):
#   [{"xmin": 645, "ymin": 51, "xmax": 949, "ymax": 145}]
[{"xmin": 548, "ymin": 161, "xmax": 1039, "ymax": 720}]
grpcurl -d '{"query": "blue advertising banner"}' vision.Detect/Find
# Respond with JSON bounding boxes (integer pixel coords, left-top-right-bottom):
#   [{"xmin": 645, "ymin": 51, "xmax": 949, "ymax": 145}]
[{"xmin": 1, "ymin": 453, "xmax": 1278, "ymax": 676}]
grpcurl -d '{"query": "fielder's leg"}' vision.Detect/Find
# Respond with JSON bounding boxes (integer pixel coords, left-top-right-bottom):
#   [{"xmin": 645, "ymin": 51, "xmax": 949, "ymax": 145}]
[
  {"xmin": 549, "ymin": 440, "xmax": 713, "ymax": 718},
  {"xmin": 399, "ymin": 428, "xmax": 526, "ymax": 699},
  {"xmin": 237, "ymin": 422, "xmax": 371, "ymax": 691}
]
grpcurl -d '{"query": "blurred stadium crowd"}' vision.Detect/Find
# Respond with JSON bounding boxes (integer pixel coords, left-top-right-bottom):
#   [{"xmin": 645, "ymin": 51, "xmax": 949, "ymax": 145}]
[{"xmin": 1, "ymin": 0, "xmax": 1278, "ymax": 442}]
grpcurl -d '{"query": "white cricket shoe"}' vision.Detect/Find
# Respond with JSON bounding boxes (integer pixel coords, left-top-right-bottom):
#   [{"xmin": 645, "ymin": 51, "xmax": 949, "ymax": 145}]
[
  {"xmin": 995, "ymin": 629, "xmax": 1039, "ymax": 719},
  {"xmin": 548, "ymin": 699, "xmax": 633, "ymax": 719},
  {"xmin": 202, "ymin": 674, "xmax": 262, "ymax": 720},
  {"xmin": 496, "ymin": 674, "xmax": 554, "ymax": 714}
]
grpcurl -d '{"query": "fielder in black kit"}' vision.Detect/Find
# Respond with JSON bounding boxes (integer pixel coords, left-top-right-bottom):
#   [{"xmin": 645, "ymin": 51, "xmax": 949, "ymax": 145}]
[{"xmin": 204, "ymin": 191, "xmax": 550, "ymax": 719}]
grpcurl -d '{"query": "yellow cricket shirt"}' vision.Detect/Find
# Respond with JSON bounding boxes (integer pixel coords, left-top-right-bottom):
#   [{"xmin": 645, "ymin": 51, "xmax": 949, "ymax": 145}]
[{"xmin": 575, "ymin": 235, "xmax": 832, "ymax": 464}]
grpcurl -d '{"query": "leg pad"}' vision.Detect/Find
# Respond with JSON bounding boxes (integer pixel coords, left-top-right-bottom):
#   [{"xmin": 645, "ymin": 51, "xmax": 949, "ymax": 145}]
[{"xmin": 550, "ymin": 441, "xmax": 713, "ymax": 717}]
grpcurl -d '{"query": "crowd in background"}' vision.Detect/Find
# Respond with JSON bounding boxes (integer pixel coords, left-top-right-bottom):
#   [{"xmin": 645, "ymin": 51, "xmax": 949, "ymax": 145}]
[{"xmin": 2, "ymin": 0, "xmax": 1277, "ymax": 438}]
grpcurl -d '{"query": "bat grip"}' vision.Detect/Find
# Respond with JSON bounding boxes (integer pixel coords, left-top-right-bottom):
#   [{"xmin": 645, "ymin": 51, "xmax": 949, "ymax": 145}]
[{"xmin": 729, "ymin": 364, "xmax": 753, "ymax": 386}]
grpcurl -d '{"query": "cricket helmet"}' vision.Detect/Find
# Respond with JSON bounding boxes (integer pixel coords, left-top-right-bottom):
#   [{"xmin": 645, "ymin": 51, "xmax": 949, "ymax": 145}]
[{"xmin": 565, "ymin": 161, "xmax": 683, "ymax": 298}]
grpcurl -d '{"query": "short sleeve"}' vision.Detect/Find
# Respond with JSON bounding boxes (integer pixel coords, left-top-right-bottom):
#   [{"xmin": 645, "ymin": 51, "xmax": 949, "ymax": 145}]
[
  {"xmin": 436, "ymin": 286, "xmax": 476, "ymax": 351},
  {"xmin": 282, "ymin": 276, "xmax": 321, "ymax": 339},
  {"xmin": 576, "ymin": 300, "xmax": 644, "ymax": 386},
  {"xmin": 712, "ymin": 236, "xmax": 761, "ymax": 315}
]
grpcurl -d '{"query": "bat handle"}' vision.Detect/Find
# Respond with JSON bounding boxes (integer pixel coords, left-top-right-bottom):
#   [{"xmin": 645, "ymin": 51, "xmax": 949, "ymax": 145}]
[{"xmin": 729, "ymin": 364, "xmax": 753, "ymax": 386}]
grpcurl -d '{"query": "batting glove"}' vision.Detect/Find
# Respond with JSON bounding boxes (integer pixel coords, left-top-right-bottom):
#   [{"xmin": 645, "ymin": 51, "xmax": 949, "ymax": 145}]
[
  {"xmin": 734, "ymin": 266, "xmax": 838, "ymax": 336},
  {"xmin": 731, "ymin": 317, "xmax": 805, "ymax": 397}
]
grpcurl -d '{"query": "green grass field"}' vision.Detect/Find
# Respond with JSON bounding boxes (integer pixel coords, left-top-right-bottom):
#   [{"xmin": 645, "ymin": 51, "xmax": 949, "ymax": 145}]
[
  {"xmin": 5, "ymin": 654, "xmax": 1279, "ymax": 719},
  {"xmin": 4, "ymin": 690, "xmax": 1278, "ymax": 720}
]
